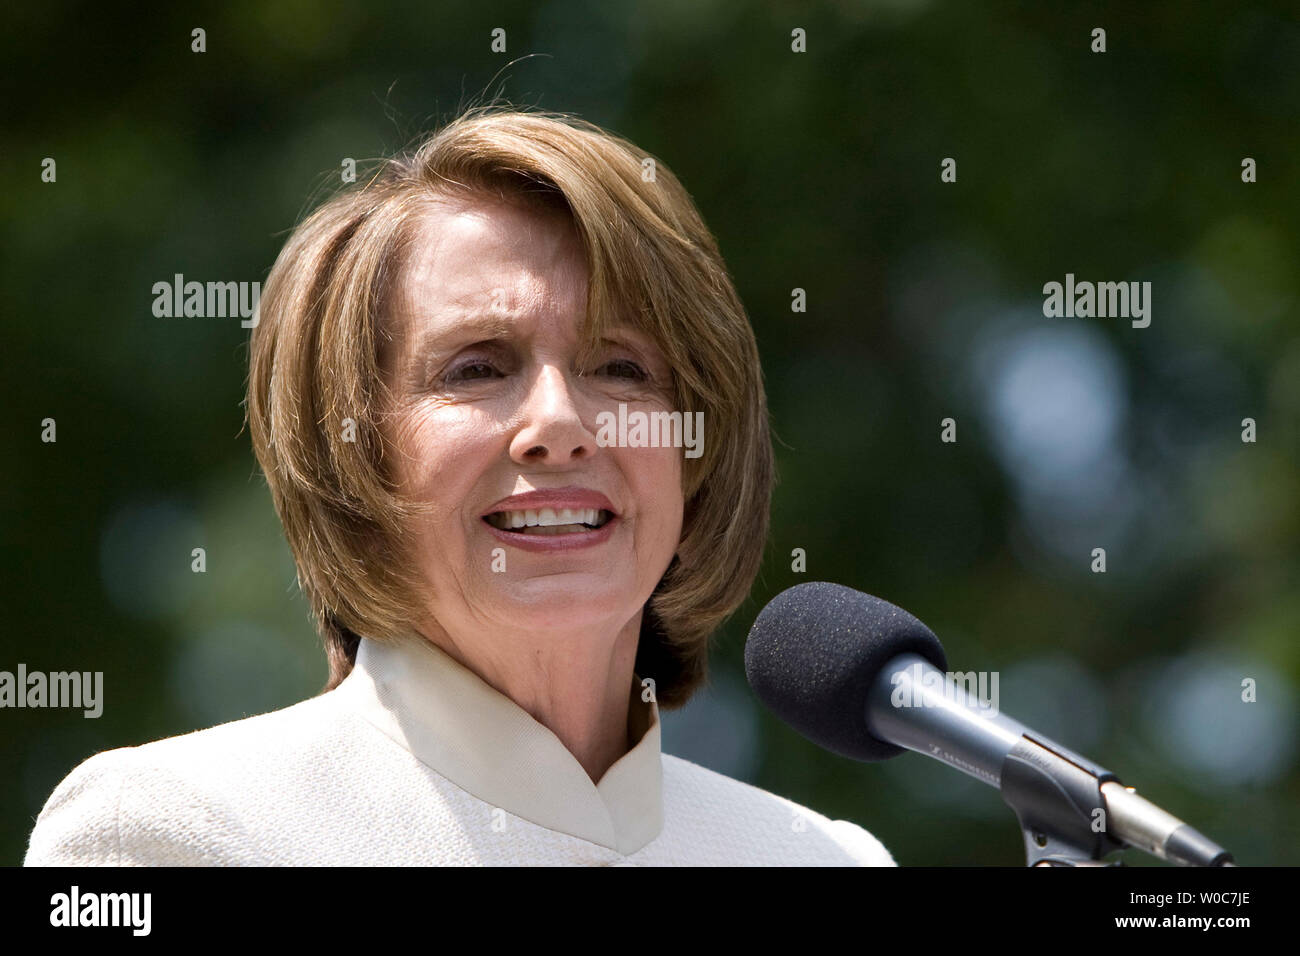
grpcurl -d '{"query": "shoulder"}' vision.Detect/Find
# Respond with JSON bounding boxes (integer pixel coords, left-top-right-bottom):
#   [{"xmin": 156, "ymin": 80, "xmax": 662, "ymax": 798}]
[
  {"xmin": 24, "ymin": 691, "xmax": 352, "ymax": 867},
  {"xmin": 657, "ymin": 753, "xmax": 896, "ymax": 866}
]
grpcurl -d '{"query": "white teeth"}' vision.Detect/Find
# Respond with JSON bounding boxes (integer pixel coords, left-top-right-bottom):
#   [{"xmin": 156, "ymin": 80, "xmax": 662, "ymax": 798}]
[{"xmin": 487, "ymin": 507, "xmax": 611, "ymax": 531}]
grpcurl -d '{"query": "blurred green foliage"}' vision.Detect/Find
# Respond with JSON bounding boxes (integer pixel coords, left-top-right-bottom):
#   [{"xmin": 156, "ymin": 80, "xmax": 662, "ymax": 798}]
[{"xmin": 2, "ymin": 0, "xmax": 1297, "ymax": 865}]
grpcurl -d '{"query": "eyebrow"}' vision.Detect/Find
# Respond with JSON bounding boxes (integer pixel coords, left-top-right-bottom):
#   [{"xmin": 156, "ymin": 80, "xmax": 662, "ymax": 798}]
[
  {"xmin": 410, "ymin": 314, "xmax": 519, "ymax": 360},
  {"xmin": 405, "ymin": 313, "xmax": 667, "ymax": 374}
]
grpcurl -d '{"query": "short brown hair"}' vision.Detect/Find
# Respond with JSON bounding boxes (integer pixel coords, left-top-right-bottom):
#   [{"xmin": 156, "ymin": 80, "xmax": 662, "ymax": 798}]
[{"xmin": 246, "ymin": 105, "xmax": 773, "ymax": 708}]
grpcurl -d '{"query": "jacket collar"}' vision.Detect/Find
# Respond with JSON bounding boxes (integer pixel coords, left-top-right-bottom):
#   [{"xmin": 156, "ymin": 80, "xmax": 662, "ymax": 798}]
[{"xmin": 336, "ymin": 633, "xmax": 663, "ymax": 855}]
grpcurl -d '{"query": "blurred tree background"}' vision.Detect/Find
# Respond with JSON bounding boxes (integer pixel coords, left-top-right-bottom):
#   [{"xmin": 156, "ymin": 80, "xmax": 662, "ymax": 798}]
[{"xmin": 2, "ymin": 0, "xmax": 1297, "ymax": 866}]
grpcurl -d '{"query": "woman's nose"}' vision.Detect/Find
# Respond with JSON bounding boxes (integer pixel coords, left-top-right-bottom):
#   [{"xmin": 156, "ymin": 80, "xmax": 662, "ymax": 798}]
[{"xmin": 508, "ymin": 365, "xmax": 596, "ymax": 465}]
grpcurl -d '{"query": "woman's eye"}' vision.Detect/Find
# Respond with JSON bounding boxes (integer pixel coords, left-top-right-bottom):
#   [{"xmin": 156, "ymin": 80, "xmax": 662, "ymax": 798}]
[
  {"xmin": 599, "ymin": 358, "xmax": 649, "ymax": 381},
  {"xmin": 446, "ymin": 361, "xmax": 502, "ymax": 382}
]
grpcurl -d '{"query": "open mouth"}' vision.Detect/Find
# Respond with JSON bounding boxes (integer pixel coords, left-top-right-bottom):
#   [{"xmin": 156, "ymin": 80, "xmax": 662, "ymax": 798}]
[{"xmin": 484, "ymin": 508, "xmax": 614, "ymax": 536}]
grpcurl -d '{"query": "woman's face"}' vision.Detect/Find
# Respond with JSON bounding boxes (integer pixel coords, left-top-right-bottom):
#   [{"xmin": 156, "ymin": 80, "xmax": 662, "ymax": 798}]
[{"xmin": 380, "ymin": 196, "xmax": 685, "ymax": 645}]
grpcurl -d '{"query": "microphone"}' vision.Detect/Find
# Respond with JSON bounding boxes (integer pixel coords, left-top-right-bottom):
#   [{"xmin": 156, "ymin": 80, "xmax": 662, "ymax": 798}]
[{"xmin": 744, "ymin": 581, "xmax": 1235, "ymax": 867}]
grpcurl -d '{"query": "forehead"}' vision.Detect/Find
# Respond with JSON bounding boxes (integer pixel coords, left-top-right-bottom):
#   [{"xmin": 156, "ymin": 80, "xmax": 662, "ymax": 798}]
[
  {"xmin": 379, "ymin": 194, "xmax": 674, "ymax": 366},
  {"xmin": 398, "ymin": 196, "xmax": 587, "ymax": 315}
]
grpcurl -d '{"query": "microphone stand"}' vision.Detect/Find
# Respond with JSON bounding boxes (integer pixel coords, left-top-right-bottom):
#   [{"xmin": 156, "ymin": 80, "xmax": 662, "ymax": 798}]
[{"xmin": 999, "ymin": 734, "xmax": 1126, "ymax": 866}]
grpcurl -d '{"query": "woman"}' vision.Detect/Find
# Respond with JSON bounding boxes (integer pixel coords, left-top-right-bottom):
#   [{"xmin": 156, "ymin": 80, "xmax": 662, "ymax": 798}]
[{"xmin": 25, "ymin": 107, "xmax": 895, "ymax": 865}]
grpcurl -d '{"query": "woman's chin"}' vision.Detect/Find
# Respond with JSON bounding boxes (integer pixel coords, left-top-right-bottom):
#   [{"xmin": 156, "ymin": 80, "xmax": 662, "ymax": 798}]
[{"xmin": 489, "ymin": 577, "xmax": 637, "ymax": 630}]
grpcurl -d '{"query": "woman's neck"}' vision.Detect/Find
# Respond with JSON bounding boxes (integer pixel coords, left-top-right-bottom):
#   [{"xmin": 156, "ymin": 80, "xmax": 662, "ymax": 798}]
[{"xmin": 416, "ymin": 613, "xmax": 643, "ymax": 783}]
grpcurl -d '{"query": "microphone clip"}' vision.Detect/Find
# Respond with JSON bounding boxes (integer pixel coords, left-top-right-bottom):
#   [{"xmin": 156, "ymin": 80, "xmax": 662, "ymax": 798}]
[{"xmin": 1000, "ymin": 734, "xmax": 1127, "ymax": 867}]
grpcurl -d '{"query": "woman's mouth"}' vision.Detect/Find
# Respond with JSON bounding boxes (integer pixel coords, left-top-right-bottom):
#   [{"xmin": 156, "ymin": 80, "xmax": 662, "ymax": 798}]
[{"xmin": 484, "ymin": 507, "xmax": 614, "ymax": 535}]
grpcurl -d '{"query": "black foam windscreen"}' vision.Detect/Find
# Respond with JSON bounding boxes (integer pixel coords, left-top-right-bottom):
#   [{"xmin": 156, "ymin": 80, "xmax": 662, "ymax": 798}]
[{"xmin": 744, "ymin": 581, "xmax": 948, "ymax": 762}]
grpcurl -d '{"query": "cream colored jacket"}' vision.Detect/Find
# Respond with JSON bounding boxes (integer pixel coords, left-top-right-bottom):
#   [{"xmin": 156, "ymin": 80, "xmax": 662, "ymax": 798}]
[{"xmin": 25, "ymin": 635, "xmax": 896, "ymax": 866}]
